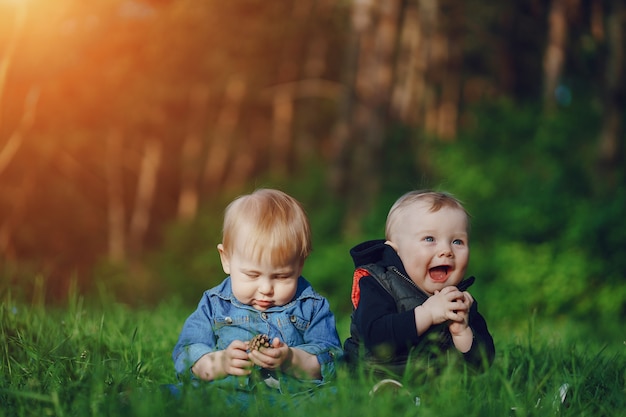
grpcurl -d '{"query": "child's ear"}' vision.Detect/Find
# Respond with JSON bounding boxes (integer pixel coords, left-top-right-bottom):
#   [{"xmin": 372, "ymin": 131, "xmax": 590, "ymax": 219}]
[
  {"xmin": 217, "ymin": 244, "xmax": 230, "ymax": 274},
  {"xmin": 384, "ymin": 240, "xmax": 399, "ymax": 252}
]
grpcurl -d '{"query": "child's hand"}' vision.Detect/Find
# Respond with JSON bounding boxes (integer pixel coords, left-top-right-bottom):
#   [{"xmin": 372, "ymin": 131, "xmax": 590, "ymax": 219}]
[
  {"xmin": 221, "ymin": 340, "xmax": 255, "ymax": 375},
  {"xmin": 191, "ymin": 340, "xmax": 252, "ymax": 381},
  {"xmin": 248, "ymin": 337, "xmax": 292, "ymax": 371},
  {"xmin": 448, "ymin": 290, "xmax": 474, "ymax": 335},
  {"xmin": 448, "ymin": 290, "xmax": 475, "ymax": 353},
  {"xmin": 422, "ymin": 286, "xmax": 469, "ymax": 325}
]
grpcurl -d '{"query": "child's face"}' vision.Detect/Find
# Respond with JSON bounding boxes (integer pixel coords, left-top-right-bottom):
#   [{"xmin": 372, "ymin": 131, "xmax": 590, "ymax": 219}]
[
  {"xmin": 217, "ymin": 232, "xmax": 303, "ymax": 311},
  {"xmin": 385, "ymin": 202, "xmax": 469, "ymax": 296}
]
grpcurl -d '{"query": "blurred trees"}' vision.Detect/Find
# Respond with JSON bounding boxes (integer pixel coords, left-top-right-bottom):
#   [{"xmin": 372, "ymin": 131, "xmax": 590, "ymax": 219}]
[
  {"xmin": 597, "ymin": 0, "xmax": 624, "ymax": 183},
  {"xmin": 0, "ymin": 0, "xmax": 624, "ymax": 301}
]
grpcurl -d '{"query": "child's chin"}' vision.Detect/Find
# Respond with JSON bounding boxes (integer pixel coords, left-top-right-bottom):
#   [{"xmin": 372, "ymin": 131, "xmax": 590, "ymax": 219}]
[
  {"xmin": 421, "ymin": 282, "xmax": 440, "ymax": 295},
  {"xmin": 428, "ymin": 278, "xmax": 448, "ymax": 288},
  {"xmin": 427, "ymin": 278, "xmax": 460, "ymax": 293}
]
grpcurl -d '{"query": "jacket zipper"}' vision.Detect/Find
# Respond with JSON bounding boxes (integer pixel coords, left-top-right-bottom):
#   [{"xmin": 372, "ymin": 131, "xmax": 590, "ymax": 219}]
[{"xmin": 389, "ymin": 266, "xmax": 429, "ymax": 298}]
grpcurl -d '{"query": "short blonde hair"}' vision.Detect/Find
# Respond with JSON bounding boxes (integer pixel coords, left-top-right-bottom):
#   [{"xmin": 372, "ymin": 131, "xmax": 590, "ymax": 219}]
[
  {"xmin": 221, "ymin": 189, "xmax": 312, "ymax": 265},
  {"xmin": 385, "ymin": 190, "xmax": 470, "ymax": 240}
]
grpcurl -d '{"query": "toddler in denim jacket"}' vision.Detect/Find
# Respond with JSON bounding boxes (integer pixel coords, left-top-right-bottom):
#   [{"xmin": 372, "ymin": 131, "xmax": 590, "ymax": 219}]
[{"xmin": 172, "ymin": 189, "xmax": 342, "ymax": 400}]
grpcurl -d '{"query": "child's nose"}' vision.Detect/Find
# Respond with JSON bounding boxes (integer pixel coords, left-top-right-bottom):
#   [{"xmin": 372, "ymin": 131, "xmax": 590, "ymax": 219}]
[
  {"xmin": 438, "ymin": 243, "xmax": 453, "ymax": 257},
  {"xmin": 258, "ymin": 278, "xmax": 274, "ymax": 294}
]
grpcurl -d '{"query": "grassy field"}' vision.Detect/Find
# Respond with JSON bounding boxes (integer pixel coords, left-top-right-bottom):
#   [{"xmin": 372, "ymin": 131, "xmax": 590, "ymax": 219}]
[{"xmin": 1, "ymin": 290, "xmax": 624, "ymax": 417}]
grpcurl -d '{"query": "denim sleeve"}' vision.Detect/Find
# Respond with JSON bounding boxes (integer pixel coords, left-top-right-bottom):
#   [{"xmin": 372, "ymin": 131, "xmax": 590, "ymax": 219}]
[
  {"xmin": 172, "ymin": 294, "xmax": 216, "ymax": 378},
  {"xmin": 295, "ymin": 297, "xmax": 343, "ymax": 383}
]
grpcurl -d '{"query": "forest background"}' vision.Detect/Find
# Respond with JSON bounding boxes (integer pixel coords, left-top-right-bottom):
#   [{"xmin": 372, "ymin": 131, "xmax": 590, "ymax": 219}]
[{"xmin": 1, "ymin": 0, "xmax": 625, "ymax": 355}]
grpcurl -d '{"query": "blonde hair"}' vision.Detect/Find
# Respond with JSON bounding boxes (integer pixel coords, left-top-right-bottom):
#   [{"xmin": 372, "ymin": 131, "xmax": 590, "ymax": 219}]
[
  {"xmin": 221, "ymin": 189, "xmax": 312, "ymax": 265},
  {"xmin": 385, "ymin": 190, "xmax": 470, "ymax": 240}
]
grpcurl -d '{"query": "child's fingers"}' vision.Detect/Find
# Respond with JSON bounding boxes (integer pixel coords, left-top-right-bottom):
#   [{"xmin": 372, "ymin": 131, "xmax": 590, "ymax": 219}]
[
  {"xmin": 271, "ymin": 337, "xmax": 284, "ymax": 349},
  {"xmin": 234, "ymin": 356, "xmax": 253, "ymax": 366},
  {"xmin": 440, "ymin": 286, "xmax": 458, "ymax": 295},
  {"xmin": 230, "ymin": 348, "xmax": 252, "ymax": 361},
  {"xmin": 249, "ymin": 342, "xmax": 290, "ymax": 370},
  {"xmin": 229, "ymin": 340, "xmax": 249, "ymax": 352},
  {"xmin": 228, "ymin": 341, "xmax": 252, "ymax": 358},
  {"xmin": 227, "ymin": 361, "xmax": 253, "ymax": 375},
  {"xmin": 449, "ymin": 307, "xmax": 466, "ymax": 319},
  {"xmin": 247, "ymin": 351, "xmax": 267, "ymax": 367},
  {"xmin": 251, "ymin": 344, "xmax": 283, "ymax": 361},
  {"xmin": 249, "ymin": 351, "xmax": 277, "ymax": 369},
  {"xmin": 441, "ymin": 286, "xmax": 465, "ymax": 301}
]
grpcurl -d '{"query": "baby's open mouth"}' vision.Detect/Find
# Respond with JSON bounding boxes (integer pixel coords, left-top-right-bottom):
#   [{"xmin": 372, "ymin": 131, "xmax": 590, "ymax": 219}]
[{"xmin": 429, "ymin": 265, "xmax": 450, "ymax": 282}]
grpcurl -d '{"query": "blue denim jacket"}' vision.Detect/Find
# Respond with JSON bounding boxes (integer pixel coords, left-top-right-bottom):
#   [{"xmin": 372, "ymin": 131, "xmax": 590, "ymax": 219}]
[{"xmin": 172, "ymin": 276, "xmax": 343, "ymax": 393}]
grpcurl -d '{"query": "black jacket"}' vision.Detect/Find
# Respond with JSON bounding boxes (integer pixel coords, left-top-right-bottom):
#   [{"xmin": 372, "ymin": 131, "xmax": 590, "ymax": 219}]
[{"xmin": 344, "ymin": 239, "xmax": 495, "ymax": 375}]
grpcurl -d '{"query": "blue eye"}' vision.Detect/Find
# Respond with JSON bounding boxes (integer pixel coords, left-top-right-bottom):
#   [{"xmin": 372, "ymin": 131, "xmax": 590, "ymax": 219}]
[
  {"xmin": 452, "ymin": 239, "xmax": 464, "ymax": 245},
  {"xmin": 424, "ymin": 236, "xmax": 434, "ymax": 242}
]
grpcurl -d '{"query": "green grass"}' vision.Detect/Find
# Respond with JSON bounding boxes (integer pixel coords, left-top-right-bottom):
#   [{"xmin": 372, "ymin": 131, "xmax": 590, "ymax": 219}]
[{"xmin": 1, "ymin": 291, "xmax": 624, "ymax": 417}]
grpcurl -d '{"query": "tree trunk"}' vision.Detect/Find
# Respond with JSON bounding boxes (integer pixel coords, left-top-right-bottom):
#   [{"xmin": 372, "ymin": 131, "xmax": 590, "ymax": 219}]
[
  {"xmin": 0, "ymin": 83, "xmax": 40, "ymax": 260},
  {"xmin": 419, "ymin": 0, "xmax": 440, "ymax": 135},
  {"xmin": 0, "ymin": 1, "xmax": 27, "ymax": 131},
  {"xmin": 590, "ymin": 0, "xmax": 604, "ymax": 40},
  {"xmin": 341, "ymin": 0, "xmax": 402, "ymax": 235},
  {"xmin": 269, "ymin": 2, "xmax": 315, "ymax": 176},
  {"xmin": 328, "ymin": 0, "xmax": 362, "ymax": 199},
  {"xmin": 597, "ymin": 0, "xmax": 624, "ymax": 185},
  {"xmin": 128, "ymin": 138, "xmax": 162, "ymax": 257},
  {"xmin": 434, "ymin": 34, "xmax": 461, "ymax": 139},
  {"xmin": 271, "ymin": 88, "xmax": 294, "ymax": 176},
  {"xmin": 0, "ymin": 87, "xmax": 39, "ymax": 177},
  {"xmin": 178, "ymin": 84, "xmax": 210, "ymax": 221},
  {"xmin": 203, "ymin": 77, "xmax": 246, "ymax": 193},
  {"xmin": 106, "ymin": 128, "xmax": 126, "ymax": 262},
  {"xmin": 543, "ymin": 0, "xmax": 569, "ymax": 109},
  {"xmin": 0, "ymin": 170, "xmax": 37, "ymax": 261},
  {"xmin": 391, "ymin": 3, "xmax": 420, "ymax": 123}
]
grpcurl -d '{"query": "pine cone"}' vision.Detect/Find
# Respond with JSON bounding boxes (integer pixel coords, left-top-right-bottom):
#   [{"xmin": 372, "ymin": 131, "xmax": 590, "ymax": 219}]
[{"xmin": 249, "ymin": 334, "xmax": 271, "ymax": 351}]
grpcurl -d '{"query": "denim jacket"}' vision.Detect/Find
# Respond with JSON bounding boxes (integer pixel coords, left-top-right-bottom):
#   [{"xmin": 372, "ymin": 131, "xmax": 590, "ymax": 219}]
[{"xmin": 172, "ymin": 276, "xmax": 343, "ymax": 393}]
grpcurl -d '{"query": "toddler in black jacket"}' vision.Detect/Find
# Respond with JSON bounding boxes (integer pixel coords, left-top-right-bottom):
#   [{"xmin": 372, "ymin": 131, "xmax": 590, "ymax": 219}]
[{"xmin": 344, "ymin": 190, "xmax": 495, "ymax": 379}]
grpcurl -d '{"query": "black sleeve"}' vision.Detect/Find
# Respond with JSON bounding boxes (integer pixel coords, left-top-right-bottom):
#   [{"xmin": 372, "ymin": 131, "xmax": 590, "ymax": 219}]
[
  {"xmin": 353, "ymin": 276, "xmax": 420, "ymax": 356},
  {"xmin": 463, "ymin": 300, "xmax": 496, "ymax": 369}
]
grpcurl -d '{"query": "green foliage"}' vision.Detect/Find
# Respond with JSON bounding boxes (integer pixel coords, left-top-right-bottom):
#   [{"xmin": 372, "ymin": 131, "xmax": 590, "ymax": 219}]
[
  {"xmin": 1, "ymin": 294, "xmax": 624, "ymax": 417},
  {"xmin": 147, "ymin": 206, "xmax": 226, "ymax": 306},
  {"xmin": 426, "ymin": 99, "xmax": 626, "ymax": 341},
  {"xmin": 0, "ymin": 289, "xmax": 182, "ymax": 416}
]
